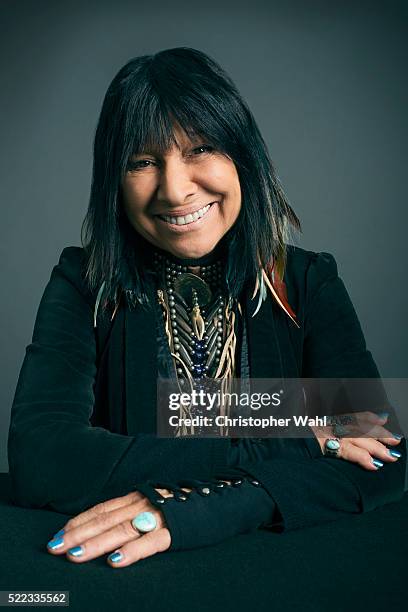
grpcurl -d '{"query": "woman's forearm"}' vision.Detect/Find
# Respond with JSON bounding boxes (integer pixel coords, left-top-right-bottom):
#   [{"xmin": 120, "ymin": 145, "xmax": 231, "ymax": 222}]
[{"xmin": 7, "ymin": 250, "xmax": 231, "ymax": 515}]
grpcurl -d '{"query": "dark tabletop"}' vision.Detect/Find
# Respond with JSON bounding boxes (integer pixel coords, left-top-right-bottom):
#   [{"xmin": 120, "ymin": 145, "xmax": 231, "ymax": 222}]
[{"xmin": 0, "ymin": 473, "xmax": 407, "ymax": 612}]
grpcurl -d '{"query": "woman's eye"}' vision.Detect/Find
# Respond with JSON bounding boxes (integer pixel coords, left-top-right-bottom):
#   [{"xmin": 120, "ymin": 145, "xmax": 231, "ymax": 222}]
[
  {"xmin": 192, "ymin": 145, "xmax": 215, "ymax": 155},
  {"xmin": 126, "ymin": 159, "xmax": 155, "ymax": 171},
  {"xmin": 126, "ymin": 146, "xmax": 214, "ymax": 171}
]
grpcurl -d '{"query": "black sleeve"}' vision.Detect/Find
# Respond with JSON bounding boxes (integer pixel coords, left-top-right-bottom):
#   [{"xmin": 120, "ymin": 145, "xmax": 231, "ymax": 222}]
[
  {"xmin": 133, "ymin": 473, "xmax": 279, "ymax": 551},
  {"xmin": 7, "ymin": 247, "xmax": 229, "ymax": 515},
  {"xmin": 234, "ymin": 440, "xmax": 405, "ymax": 531},
  {"xmin": 234, "ymin": 252, "xmax": 407, "ymax": 531}
]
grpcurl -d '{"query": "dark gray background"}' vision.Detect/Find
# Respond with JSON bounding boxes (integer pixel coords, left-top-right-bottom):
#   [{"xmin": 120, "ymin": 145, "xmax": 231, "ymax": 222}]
[{"xmin": 1, "ymin": 0, "xmax": 407, "ymax": 472}]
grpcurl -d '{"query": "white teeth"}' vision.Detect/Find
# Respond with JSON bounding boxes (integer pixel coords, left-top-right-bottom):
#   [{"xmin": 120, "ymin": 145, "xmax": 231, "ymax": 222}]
[{"xmin": 160, "ymin": 203, "xmax": 212, "ymax": 226}]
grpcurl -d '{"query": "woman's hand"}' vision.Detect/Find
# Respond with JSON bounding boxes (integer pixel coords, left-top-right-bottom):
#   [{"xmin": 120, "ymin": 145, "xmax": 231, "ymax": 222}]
[
  {"xmin": 46, "ymin": 477, "xmax": 265, "ymax": 562},
  {"xmin": 46, "ymin": 486, "xmax": 184, "ymax": 567},
  {"xmin": 310, "ymin": 411, "xmax": 403, "ymax": 470}
]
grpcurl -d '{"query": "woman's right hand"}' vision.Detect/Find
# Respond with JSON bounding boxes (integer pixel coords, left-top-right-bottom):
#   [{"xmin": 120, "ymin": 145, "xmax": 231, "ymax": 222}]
[{"xmin": 310, "ymin": 411, "xmax": 403, "ymax": 470}]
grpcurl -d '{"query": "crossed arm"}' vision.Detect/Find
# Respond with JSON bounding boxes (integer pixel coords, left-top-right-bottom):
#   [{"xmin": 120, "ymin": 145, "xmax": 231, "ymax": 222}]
[{"xmin": 8, "ymin": 247, "xmax": 406, "ymax": 566}]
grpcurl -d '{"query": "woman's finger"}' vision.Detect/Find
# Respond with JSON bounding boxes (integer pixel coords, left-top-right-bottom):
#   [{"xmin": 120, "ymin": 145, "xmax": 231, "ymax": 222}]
[
  {"xmin": 336, "ymin": 438, "xmax": 401, "ymax": 470},
  {"xmin": 345, "ymin": 423, "xmax": 402, "ymax": 442},
  {"xmin": 47, "ymin": 497, "xmax": 163, "ymax": 558},
  {"xmin": 336, "ymin": 440, "xmax": 382, "ymax": 470},
  {"xmin": 63, "ymin": 515, "xmax": 143, "ymax": 562},
  {"xmin": 353, "ymin": 422, "xmax": 403, "ymax": 445},
  {"xmin": 313, "ymin": 419, "xmax": 403, "ymax": 447},
  {"xmin": 107, "ymin": 528, "xmax": 171, "ymax": 568},
  {"xmin": 61, "ymin": 491, "xmax": 143, "ymax": 533},
  {"xmin": 63, "ymin": 505, "xmax": 168, "ymax": 564},
  {"xmin": 341, "ymin": 437, "xmax": 402, "ymax": 464},
  {"xmin": 377, "ymin": 434, "xmax": 403, "ymax": 445}
]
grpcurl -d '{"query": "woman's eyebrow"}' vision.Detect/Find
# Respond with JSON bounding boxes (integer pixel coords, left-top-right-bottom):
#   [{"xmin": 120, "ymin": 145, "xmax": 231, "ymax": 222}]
[{"xmin": 131, "ymin": 135, "xmax": 206, "ymax": 157}]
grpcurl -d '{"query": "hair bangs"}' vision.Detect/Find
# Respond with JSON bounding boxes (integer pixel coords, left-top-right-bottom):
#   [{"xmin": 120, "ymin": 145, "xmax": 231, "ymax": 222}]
[{"xmin": 127, "ymin": 90, "xmax": 230, "ymax": 163}]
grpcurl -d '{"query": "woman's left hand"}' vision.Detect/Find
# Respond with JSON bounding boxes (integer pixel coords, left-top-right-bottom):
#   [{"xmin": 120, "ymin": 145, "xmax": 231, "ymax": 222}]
[
  {"xmin": 310, "ymin": 411, "xmax": 403, "ymax": 470},
  {"xmin": 46, "ymin": 486, "xmax": 182, "ymax": 567}
]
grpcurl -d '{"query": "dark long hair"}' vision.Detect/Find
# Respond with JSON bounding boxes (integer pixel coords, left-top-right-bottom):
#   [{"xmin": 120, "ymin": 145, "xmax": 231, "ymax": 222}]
[{"xmin": 81, "ymin": 46, "xmax": 301, "ymax": 313}]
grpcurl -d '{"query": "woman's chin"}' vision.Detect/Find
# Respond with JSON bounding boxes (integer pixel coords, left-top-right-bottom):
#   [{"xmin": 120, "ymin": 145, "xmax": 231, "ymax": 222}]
[
  {"xmin": 164, "ymin": 245, "xmax": 217, "ymax": 260},
  {"xmin": 155, "ymin": 236, "xmax": 223, "ymax": 260}
]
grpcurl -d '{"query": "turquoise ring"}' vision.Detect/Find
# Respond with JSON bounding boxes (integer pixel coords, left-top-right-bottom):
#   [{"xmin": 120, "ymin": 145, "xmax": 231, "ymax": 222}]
[
  {"xmin": 324, "ymin": 437, "xmax": 341, "ymax": 458},
  {"xmin": 131, "ymin": 511, "xmax": 157, "ymax": 534}
]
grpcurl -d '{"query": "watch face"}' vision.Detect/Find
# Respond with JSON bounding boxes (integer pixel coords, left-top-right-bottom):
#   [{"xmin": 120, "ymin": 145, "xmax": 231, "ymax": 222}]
[{"xmin": 326, "ymin": 439, "xmax": 340, "ymax": 451}]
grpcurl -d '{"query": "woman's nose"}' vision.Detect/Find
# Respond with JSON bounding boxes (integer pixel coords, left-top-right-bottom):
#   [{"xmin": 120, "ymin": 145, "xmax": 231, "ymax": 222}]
[{"xmin": 156, "ymin": 157, "xmax": 198, "ymax": 206}]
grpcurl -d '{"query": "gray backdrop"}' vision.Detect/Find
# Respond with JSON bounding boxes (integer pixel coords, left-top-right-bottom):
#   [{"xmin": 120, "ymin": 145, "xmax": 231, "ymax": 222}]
[{"xmin": 1, "ymin": 0, "xmax": 407, "ymax": 472}]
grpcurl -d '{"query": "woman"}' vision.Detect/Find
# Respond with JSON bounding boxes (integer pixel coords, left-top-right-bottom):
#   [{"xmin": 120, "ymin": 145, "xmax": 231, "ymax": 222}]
[{"xmin": 8, "ymin": 47, "xmax": 405, "ymax": 567}]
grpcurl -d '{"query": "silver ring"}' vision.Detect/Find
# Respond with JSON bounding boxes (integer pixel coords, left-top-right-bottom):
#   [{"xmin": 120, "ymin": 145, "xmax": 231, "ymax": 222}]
[
  {"xmin": 324, "ymin": 437, "xmax": 341, "ymax": 458},
  {"xmin": 131, "ymin": 511, "xmax": 157, "ymax": 534}
]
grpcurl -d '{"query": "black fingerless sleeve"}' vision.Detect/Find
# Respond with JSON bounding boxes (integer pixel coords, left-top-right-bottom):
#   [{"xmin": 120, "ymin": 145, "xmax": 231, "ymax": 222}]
[{"xmin": 134, "ymin": 472, "xmax": 280, "ymax": 551}]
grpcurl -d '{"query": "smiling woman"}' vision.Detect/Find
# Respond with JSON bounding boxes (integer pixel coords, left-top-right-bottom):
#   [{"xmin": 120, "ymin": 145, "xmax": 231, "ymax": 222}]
[
  {"xmin": 121, "ymin": 128, "xmax": 242, "ymax": 259},
  {"xmin": 7, "ymin": 47, "xmax": 406, "ymax": 570}
]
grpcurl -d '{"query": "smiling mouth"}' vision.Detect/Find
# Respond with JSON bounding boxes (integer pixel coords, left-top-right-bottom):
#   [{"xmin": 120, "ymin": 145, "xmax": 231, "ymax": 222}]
[{"xmin": 156, "ymin": 203, "xmax": 215, "ymax": 226}]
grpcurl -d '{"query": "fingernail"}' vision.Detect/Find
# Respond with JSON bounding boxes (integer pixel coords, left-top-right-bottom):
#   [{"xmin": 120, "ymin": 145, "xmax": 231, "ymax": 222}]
[
  {"xmin": 392, "ymin": 433, "xmax": 403, "ymax": 440},
  {"xmin": 68, "ymin": 546, "xmax": 84, "ymax": 557},
  {"xmin": 53, "ymin": 529, "xmax": 65, "ymax": 538},
  {"xmin": 47, "ymin": 537, "xmax": 64, "ymax": 550},
  {"xmin": 389, "ymin": 450, "xmax": 402, "ymax": 458},
  {"xmin": 108, "ymin": 551, "xmax": 123, "ymax": 563},
  {"xmin": 372, "ymin": 459, "xmax": 384, "ymax": 468},
  {"xmin": 377, "ymin": 412, "xmax": 389, "ymax": 419}
]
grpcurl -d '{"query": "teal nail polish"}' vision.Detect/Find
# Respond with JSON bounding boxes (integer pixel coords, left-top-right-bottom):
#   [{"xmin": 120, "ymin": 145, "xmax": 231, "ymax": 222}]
[
  {"xmin": 53, "ymin": 529, "xmax": 65, "ymax": 538},
  {"xmin": 47, "ymin": 537, "xmax": 64, "ymax": 550},
  {"xmin": 377, "ymin": 412, "xmax": 389, "ymax": 419},
  {"xmin": 389, "ymin": 450, "xmax": 402, "ymax": 458},
  {"xmin": 372, "ymin": 459, "xmax": 384, "ymax": 468},
  {"xmin": 108, "ymin": 551, "xmax": 123, "ymax": 563},
  {"xmin": 392, "ymin": 433, "xmax": 403, "ymax": 440},
  {"xmin": 68, "ymin": 546, "xmax": 83, "ymax": 557}
]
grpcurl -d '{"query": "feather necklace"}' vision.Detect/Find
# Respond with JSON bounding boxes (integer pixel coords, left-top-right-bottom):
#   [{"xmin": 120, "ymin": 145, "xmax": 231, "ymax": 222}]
[{"xmin": 251, "ymin": 250, "xmax": 300, "ymax": 328}]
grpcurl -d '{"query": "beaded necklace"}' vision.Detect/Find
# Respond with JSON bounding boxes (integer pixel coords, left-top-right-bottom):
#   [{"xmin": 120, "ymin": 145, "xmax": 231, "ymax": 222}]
[{"xmin": 153, "ymin": 249, "xmax": 240, "ymax": 436}]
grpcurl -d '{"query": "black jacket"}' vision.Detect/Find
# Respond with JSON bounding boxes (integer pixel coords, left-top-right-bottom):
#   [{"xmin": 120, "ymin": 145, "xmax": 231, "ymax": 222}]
[{"xmin": 7, "ymin": 245, "xmax": 406, "ymax": 531}]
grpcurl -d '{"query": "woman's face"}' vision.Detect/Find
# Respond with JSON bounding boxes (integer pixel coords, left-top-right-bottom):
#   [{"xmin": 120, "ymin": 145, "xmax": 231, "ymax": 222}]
[{"xmin": 120, "ymin": 125, "xmax": 242, "ymax": 259}]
